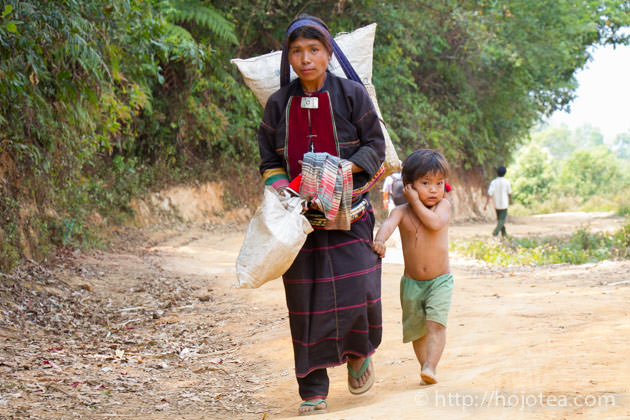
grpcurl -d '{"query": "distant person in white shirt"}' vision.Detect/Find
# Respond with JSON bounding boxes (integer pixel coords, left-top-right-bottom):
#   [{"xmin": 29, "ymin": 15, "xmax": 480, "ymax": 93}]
[{"xmin": 484, "ymin": 166, "xmax": 512, "ymax": 237}]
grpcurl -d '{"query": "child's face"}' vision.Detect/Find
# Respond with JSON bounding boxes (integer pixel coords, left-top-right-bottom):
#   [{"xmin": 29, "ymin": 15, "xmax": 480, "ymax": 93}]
[{"xmin": 411, "ymin": 171, "xmax": 445, "ymax": 207}]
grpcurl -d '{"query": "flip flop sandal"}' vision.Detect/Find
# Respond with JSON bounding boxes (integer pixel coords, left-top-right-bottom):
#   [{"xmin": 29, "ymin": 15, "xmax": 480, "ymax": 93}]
[
  {"xmin": 421, "ymin": 371, "xmax": 437, "ymax": 384},
  {"xmin": 299, "ymin": 399, "xmax": 328, "ymax": 416},
  {"xmin": 347, "ymin": 356, "xmax": 375, "ymax": 395}
]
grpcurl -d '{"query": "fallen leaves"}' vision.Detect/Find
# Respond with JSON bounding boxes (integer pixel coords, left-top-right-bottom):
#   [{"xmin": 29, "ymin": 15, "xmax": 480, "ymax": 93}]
[
  {"xmin": 0, "ymin": 244, "xmax": 269, "ymax": 419},
  {"xmin": 41, "ymin": 360, "xmax": 62, "ymax": 370}
]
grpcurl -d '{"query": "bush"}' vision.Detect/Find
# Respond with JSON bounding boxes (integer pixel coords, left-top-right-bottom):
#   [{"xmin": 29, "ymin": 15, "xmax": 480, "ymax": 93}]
[
  {"xmin": 558, "ymin": 146, "xmax": 623, "ymax": 198},
  {"xmin": 508, "ymin": 195, "xmax": 581, "ymax": 216},
  {"xmin": 511, "ymin": 144, "xmax": 554, "ymax": 207},
  {"xmin": 451, "ymin": 224, "xmax": 630, "ymax": 266}
]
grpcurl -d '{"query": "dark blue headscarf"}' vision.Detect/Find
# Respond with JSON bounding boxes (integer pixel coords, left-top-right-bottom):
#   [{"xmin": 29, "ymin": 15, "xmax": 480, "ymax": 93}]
[{"xmin": 280, "ymin": 18, "xmax": 362, "ymax": 88}]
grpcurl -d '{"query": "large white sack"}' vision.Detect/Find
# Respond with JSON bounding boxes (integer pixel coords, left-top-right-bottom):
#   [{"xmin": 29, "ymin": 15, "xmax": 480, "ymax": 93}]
[
  {"xmin": 231, "ymin": 23, "xmax": 400, "ymax": 175},
  {"xmin": 236, "ymin": 187, "xmax": 313, "ymax": 288}
]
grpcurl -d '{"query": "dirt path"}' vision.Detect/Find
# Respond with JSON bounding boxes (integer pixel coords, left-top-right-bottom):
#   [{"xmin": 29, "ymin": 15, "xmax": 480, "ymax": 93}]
[{"xmin": 1, "ymin": 213, "xmax": 629, "ymax": 419}]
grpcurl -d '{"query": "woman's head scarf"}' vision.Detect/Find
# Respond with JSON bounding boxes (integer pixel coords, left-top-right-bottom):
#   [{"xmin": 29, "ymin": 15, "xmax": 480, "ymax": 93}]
[{"xmin": 280, "ymin": 18, "xmax": 362, "ymax": 88}]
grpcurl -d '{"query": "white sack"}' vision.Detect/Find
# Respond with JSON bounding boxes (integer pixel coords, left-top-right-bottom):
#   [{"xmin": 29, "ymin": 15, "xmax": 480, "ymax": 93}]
[{"xmin": 236, "ymin": 187, "xmax": 313, "ymax": 288}]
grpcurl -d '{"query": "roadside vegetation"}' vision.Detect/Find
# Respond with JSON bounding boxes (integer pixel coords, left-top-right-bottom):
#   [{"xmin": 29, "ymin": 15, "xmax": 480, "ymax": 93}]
[
  {"xmin": 452, "ymin": 223, "xmax": 630, "ymax": 266},
  {"xmin": 510, "ymin": 124, "xmax": 630, "ymax": 217}
]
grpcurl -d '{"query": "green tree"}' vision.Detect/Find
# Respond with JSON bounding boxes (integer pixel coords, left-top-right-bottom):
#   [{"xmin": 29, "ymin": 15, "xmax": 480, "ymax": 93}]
[
  {"xmin": 572, "ymin": 124, "xmax": 605, "ymax": 149},
  {"xmin": 167, "ymin": 0, "xmax": 238, "ymax": 45},
  {"xmin": 511, "ymin": 144, "xmax": 555, "ymax": 206},
  {"xmin": 530, "ymin": 125, "xmax": 576, "ymax": 160},
  {"xmin": 558, "ymin": 146, "xmax": 622, "ymax": 198},
  {"xmin": 0, "ymin": 0, "xmax": 167, "ymax": 270},
  {"xmin": 223, "ymin": 0, "xmax": 630, "ymax": 169},
  {"xmin": 160, "ymin": 0, "xmax": 237, "ymax": 65},
  {"xmin": 530, "ymin": 124, "xmax": 605, "ymax": 160}
]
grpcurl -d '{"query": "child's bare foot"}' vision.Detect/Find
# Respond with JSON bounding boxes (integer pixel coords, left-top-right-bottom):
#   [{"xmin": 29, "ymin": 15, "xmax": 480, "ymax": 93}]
[
  {"xmin": 298, "ymin": 399, "xmax": 327, "ymax": 416},
  {"xmin": 421, "ymin": 366, "xmax": 437, "ymax": 384}
]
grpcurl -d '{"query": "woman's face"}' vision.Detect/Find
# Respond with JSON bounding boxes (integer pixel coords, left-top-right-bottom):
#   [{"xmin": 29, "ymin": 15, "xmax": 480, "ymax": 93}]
[{"xmin": 288, "ymin": 36, "xmax": 330, "ymax": 90}]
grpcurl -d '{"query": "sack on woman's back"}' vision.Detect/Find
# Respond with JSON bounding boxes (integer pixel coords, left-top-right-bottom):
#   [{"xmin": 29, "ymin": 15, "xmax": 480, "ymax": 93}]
[{"xmin": 236, "ymin": 187, "xmax": 313, "ymax": 288}]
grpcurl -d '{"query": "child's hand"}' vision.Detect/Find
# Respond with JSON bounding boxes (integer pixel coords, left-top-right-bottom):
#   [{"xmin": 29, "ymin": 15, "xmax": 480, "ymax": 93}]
[
  {"xmin": 403, "ymin": 184, "xmax": 420, "ymax": 203},
  {"xmin": 372, "ymin": 239, "xmax": 386, "ymax": 258}
]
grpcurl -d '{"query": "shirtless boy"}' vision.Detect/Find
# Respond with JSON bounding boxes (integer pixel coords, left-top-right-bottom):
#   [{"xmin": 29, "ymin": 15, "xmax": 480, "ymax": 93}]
[{"xmin": 373, "ymin": 149, "xmax": 452, "ymax": 384}]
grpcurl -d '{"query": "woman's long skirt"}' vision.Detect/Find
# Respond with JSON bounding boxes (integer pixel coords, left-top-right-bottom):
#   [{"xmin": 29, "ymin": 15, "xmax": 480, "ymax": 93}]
[{"xmin": 282, "ymin": 207, "xmax": 382, "ymax": 378}]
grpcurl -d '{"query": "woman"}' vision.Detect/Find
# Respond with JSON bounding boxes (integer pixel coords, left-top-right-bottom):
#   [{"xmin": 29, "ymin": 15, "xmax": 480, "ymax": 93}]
[{"xmin": 257, "ymin": 15, "xmax": 385, "ymax": 416}]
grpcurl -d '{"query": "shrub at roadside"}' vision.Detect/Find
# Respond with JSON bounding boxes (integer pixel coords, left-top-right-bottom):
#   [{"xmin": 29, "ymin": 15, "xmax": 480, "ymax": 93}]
[
  {"xmin": 511, "ymin": 125, "xmax": 630, "ymax": 216},
  {"xmin": 452, "ymin": 224, "xmax": 630, "ymax": 266},
  {"xmin": 0, "ymin": 1, "xmax": 259, "ymax": 271}
]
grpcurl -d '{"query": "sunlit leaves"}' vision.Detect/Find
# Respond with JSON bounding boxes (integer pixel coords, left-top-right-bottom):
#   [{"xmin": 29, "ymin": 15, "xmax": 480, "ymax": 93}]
[{"xmin": 169, "ymin": 0, "xmax": 238, "ymax": 45}]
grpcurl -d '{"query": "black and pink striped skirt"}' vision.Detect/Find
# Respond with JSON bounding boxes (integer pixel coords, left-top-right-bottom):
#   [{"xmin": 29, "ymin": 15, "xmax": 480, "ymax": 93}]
[{"xmin": 282, "ymin": 206, "xmax": 382, "ymax": 378}]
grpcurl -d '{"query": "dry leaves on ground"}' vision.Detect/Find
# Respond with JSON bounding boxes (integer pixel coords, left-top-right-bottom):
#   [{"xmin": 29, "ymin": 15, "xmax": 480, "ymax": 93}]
[{"xmin": 0, "ymin": 240, "xmax": 269, "ymax": 419}]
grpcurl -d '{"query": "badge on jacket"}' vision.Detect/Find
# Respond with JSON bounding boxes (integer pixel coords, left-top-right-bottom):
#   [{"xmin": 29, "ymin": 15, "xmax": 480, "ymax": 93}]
[{"xmin": 301, "ymin": 97, "xmax": 319, "ymax": 109}]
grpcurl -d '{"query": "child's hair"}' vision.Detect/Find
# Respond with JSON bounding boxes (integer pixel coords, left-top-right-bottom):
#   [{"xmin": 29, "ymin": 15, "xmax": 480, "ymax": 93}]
[
  {"xmin": 287, "ymin": 14, "xmax": 333, "ymax": 55},
  {"xmin": 402, "ymin": 149, "xmax": 449, "ymax": 185},
  {"xmin": 497, "ymin": 166, "xmax": 506, "ymax": 177}
]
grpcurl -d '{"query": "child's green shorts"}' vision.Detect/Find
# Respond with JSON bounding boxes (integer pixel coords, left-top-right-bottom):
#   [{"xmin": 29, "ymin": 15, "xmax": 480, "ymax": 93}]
[{"xmin": 400, "ymin": 273, "xmax": 454, "ymax": 343}]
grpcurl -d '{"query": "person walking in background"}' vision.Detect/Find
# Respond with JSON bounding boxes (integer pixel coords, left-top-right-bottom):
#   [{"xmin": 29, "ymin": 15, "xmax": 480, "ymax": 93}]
[{"xmin": 484, "ymin": 166, "xmax": 512, "ymax": 237}]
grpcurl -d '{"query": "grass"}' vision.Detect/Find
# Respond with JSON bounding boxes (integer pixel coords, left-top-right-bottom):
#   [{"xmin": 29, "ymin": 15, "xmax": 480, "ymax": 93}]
[
  {"xmin": 451, "ymin": 223, "xmax": 630, "ymax": 266},
  {"xmin": 510, "ymin": 192, "xmax": 630, "ymax": 217}
]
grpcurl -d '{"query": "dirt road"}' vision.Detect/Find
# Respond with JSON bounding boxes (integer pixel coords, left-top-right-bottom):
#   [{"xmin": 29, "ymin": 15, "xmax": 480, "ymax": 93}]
[{"xmin": 1, "ymin": 213, "xmax": 629, "ymax": 419}]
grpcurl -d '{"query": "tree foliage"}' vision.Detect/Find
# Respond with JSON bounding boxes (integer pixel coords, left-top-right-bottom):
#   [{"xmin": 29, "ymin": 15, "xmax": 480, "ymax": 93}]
[
  {"xmin": 511, "ymin": 144, "xmax": 554, "ymax": 207},
  {"xmin": 511, "ymin": 124, "xmax": 630, "ymax": 213},
  {"xmin": 1, "ymin": 0, "xmax": 630, "ymax": 270},
  {"xmin": 528, "ymin": 123, "xmax": 605, "ymax": 160},
  {"xmin": 169, "ymin": 0, "xmax": 238, "ymax": 45},
  {"xmin": 0, "ymin": 0, "xmax": 167, "ymax": 269},
  {"xmin": 558, "ymin": 146, "xmax": 623, "ymax": 198}
]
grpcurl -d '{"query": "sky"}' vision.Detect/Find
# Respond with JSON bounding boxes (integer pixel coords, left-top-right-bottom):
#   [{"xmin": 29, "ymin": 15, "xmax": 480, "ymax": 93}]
[{"xmin": 546, "ymin": 42, "xmax": 630, "ymax": 144}]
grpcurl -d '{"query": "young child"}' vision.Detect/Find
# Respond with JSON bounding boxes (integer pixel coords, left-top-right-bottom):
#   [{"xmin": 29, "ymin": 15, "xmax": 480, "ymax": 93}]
[{"xmin": 372, "ymin": 149, "xmax": 453, "ymax": 385}]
